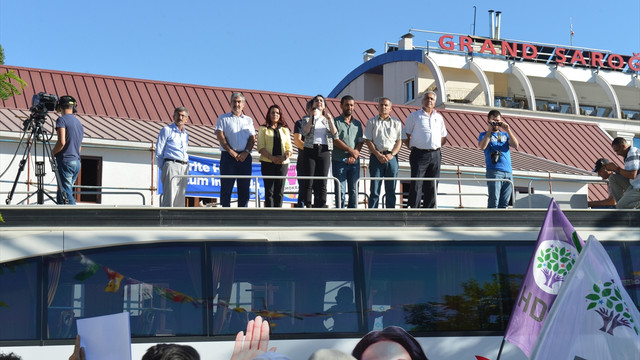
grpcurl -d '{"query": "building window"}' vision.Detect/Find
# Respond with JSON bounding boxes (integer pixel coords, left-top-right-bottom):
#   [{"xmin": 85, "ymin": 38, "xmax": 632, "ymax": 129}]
[
  {"xmin": 77, "ymin": 156, "xmax": 102, "ymax": 203},
  {"xmin": 404, "ymin": 79, "xmax": 415, "ymax": 103}
]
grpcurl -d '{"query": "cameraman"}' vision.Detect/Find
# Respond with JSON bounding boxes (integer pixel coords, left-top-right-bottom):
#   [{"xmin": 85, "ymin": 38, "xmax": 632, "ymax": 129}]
[
  {"xmin": 52, "ymin": 95, "xmax": 84, "ymax": 205},
  {"xmin": 478, "ymin": 109, "xmax": 519, "ymax": 208}
]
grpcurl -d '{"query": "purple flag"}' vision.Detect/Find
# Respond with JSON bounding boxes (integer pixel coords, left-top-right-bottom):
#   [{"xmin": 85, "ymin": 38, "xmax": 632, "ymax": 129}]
[{"xmin": 503, "ymin": 198, "xmax": 585, "ymax": 357}]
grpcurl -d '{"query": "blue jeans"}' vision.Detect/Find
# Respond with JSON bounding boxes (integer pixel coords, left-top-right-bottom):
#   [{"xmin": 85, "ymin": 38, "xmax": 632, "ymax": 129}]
[
  {"xmin": 486, "ymin": 169, "xmax": 513, "ymax": 208},
  {"xmin": 368, "ymin": 155, "xmax": 398, "ymax": 208},
  {"xmin": 220, "ymin": 151, "xmax": 252, "ymax": 207},
  {"xmin": 56, "ymin": 159, "xmax": 80, "ymax": 204},
  {"xmin": 332, "ymin": 160, "xmax": 360, "ymax": 208}
]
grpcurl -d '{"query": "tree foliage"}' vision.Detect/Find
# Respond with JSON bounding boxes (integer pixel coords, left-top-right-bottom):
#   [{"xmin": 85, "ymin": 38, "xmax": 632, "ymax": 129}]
[{"xmin": 0, "ymin": 70, "xmax": 27, "ymax": 100}]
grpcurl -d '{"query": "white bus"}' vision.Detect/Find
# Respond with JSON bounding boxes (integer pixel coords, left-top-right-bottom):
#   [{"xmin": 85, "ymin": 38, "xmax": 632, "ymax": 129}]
[{"xmin": 1, "ymin": 208, "xmax": 638, "ymax": 360}]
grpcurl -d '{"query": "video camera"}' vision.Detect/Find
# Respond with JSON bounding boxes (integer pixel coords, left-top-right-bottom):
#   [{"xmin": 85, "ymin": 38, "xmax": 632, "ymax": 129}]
[{"xmin": 24, "ymin": 92, "xmax": 58, "ymax": 130}]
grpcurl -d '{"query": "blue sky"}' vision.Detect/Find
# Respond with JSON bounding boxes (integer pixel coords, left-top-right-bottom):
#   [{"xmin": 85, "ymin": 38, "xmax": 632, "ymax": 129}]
[{"xmin": 1, "ymin": 0, "xmax": 638, "ymax": 97}]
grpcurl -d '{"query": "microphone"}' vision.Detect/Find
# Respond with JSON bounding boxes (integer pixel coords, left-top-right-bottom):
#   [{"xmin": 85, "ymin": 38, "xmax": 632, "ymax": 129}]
[{"xmin": 311, "ymin": 107, "xmax": 320, "ymax": 125}]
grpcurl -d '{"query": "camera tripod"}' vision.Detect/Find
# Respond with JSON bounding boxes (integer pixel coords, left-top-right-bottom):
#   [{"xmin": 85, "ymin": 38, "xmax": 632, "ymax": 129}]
[{"xmin": 5, "ymin": 116, "xmax": 68, "ymax": 205}]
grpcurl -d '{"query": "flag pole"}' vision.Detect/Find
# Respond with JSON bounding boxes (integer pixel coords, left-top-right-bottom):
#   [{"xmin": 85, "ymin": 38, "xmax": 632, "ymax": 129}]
[{"xmin": 496, "ymin": 337, "xmax": 506, "ymax": 360}]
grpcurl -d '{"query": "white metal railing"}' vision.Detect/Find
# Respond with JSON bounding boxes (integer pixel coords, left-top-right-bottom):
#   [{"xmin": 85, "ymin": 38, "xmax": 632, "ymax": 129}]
[
  {"xmin": 356, "ymin": 176, "xmax": 516, "ymax": 209},
  {"xmin": 1, "ymin": 174, "xmax": 601, "ymax": 208},
  {"xmin": 0, "ymin": 180, "xmax": 149, "ymax": 205},
  {"xmin": 171, "ymin": 174, "xmax": 342, "ymax": 208}
]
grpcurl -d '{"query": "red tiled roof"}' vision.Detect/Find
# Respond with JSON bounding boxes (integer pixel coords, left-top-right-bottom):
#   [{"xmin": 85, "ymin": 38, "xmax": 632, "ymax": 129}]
[{"xmin": 1, "ymin": 65, "xmax": 617, "ymax": 199}]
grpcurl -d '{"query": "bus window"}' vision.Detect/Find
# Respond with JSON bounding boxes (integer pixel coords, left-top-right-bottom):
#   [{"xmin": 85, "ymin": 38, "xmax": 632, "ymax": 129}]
[
  {"xmin": 45, "ymin": 244, "xmax": 204, "ymax": 339},
  {"xmin": 210, "ymin": 244, "xmax": 357, "ymax": 335},
  {"xmin": 323, "ymin": 281, "xmax": 357, "ymax": 332},
  {"xmin": 361, "ymin": 243, "xmax": 502, "ymax": 332},
  {"xmin": 0, "ymin": 259, "xmax": 38, "ymax": 340},
  {"xmin": 622, "ymin": 243, "xmax": 640, "ymax": 307}
]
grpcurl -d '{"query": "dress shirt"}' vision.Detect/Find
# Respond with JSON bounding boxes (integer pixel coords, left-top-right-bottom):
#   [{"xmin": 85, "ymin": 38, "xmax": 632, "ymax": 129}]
[
  {"xmin": 215, "ymin": 112, "xmax": 256, "ymax": 152},
  {"xmin": 404, "ymin": 108, "xmax": 447, "ymax": 150},
  {"xmin": 156, "ymin": 122, "xmax": 188, "ymax": 164},
  {"xmin": 363, "ymin": 115, "xmax": 402, "ymax": 152},
  {"xmin": 332, "ymin": 115, "xmax": 363, "ymax": 161}
]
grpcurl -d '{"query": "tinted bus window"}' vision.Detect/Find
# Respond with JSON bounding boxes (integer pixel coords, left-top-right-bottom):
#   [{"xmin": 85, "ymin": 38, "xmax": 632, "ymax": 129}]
[
  {"xmin": 626, "ymin": 244, "xmax": 640, "ymax": 307},
  {"xmin": 46, "ymin": 245, "xmax": 203, "ymax": 339},
  {"xmin": 0, "ymin": 259, "xmax": 38, "ymax": 340},
  {"xmin": 210, "ymin": 244, "xmax": 356, "ymax": 335},
  {"xmin": 503, "ymin": 243, "xmax": 536, "ymax": 321},
  {"xmin": 361, "ymin": 243, "xmax": 501, "ymax": 332}
]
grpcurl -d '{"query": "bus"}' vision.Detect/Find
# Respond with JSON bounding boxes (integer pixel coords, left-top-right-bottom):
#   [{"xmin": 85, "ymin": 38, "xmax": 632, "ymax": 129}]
[{"xmin": 1, "ymin": 207, "xmax": 639, "ymax": 360}]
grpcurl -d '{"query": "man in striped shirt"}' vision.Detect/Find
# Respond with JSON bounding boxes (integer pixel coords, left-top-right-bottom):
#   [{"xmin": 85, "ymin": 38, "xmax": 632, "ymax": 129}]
[{"xmin": 605, "ymin": 137, "xmax": 640, "ymax": 209}]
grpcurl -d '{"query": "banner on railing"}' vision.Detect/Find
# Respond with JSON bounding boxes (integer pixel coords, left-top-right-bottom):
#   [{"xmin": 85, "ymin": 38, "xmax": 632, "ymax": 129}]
[{"xmin": 158, "ymin": 155, "xmax": 299, "ymax": 203}]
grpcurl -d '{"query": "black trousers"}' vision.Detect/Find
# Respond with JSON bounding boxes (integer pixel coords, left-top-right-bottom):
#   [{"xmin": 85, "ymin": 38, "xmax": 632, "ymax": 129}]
[
  {"xmin": 408, "ymin": 148, "xmax": 441, "ymax": 208},
  {"xmin": 295, "ymin": 150, "xmax": 308, "ymax": 207},
  {"xmin": 302, "ymin": 145, "xmax": 331, "ymax": 208},
  {"xmin": 261, "ymin": 161, "xmax": 289, "ymax": 207}
]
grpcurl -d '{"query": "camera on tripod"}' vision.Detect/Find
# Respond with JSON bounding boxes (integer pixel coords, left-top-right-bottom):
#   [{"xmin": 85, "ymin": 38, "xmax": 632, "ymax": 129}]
[{"xmin": 24, "ymin": 92, "xmax": 58, "ymax": 130}]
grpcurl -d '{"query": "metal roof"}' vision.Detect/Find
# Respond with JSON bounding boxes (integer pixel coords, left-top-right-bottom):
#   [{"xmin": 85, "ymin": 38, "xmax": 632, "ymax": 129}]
[{"xmin": 0, "ymin": 65, "xmax": 618, "ymax": 199}]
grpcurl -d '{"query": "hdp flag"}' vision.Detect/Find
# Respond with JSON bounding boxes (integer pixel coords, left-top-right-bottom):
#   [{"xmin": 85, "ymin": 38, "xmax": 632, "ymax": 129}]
[
  {"xmin": 530, "ymin": 236, "xmax": 640, "ymax": 359},
  {"xmin": 503, "ymin": 198, "xmax": 584, "ymax": 357}
]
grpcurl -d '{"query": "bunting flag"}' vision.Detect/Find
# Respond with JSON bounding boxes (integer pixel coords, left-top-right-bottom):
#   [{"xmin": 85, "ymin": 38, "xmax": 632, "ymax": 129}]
[
  {"xmin": 503, "ymin": 198, "xmax": 584, "ymax": 357},
  {"xmin": 70, "ymin": 254, "xmax": 352, "ymax": 320},
  {"xmin": 104, "ymin": 266, "xmax": 125, "ymax": 293},
  {"xmin": 153, "ymin": 286, "xmax": 199, "ymax": 307},
  {"xmin": 73, "ymin": 256, "xmax": 100, "ymax": 281},
  {"xmin": 530, "ymin": 236, "xmax": 640, "ymax": 359}
]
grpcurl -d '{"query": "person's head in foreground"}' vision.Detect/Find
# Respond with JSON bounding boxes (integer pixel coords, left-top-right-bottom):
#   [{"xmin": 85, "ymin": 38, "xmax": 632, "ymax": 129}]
[
  {"xmin": 351, "ymin": 326, "xmax": 428, "ymax": 360},
  {"xmin": 142, "ymin": 343, "xmax": 200, "ymax": 360}
]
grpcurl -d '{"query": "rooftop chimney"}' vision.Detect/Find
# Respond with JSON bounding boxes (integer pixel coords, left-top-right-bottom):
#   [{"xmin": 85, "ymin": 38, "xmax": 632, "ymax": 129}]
[
  {"xmin": 495, "ymin": 11, "xmax": 502, "ymax": 39},
  {"xmin": 488, "ymin": 10, "xmax": 495, "ymax": 39},
  {"xmin": 363, "ymin": 48, "xmax": 376, "ymax": 62},
  {"xmin": 399, "ymin": 33, "xmax": 415, "ymax": 50}
]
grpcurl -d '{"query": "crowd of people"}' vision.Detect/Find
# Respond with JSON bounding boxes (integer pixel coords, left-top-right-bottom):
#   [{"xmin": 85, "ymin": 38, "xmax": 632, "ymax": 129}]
[{"xmin": 52, "ymin": 91, "xmax": 640, "ymax": 209}]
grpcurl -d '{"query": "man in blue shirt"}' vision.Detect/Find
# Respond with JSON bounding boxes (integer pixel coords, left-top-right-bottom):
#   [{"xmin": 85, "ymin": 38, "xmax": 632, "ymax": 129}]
[
  {"xmin": 156, "ymin": 107, "xmax": 190, "ymax": 207},
  {"xmin": 52, "ymin": 95, "xmax": 84, "ymax": 205},
  {"xmin": 478, "ymin": 109, "xmax": 520, "ymax": 208}
]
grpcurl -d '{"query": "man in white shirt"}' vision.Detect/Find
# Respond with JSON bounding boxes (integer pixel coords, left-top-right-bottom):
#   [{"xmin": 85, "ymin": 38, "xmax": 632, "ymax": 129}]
[
  {"xmin": 215, "ymin": 93, "xmax": 256, "ymax": 207},
  {"xmin": 364, "ymin": 98, "xmax": 403, "ymax": 208},
  {"xmin": 403, "ymin": 91, "xmax": 448, "ymax": 208}
]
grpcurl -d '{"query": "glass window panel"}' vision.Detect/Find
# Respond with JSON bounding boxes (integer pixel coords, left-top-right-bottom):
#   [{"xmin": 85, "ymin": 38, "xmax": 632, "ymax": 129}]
[
  {"xmin": 626, "ymin": 244, "xmax": 640, "ymax": 308},
  {"xmin": 503, "ymin": 243, "xmax": 536, "ymax": 324},
  {"xmin": 0, "ymin": 259, "xmax": 38, "ymax": 340},
  {"xmin": 46, "ymin": 245, "xmax": 203, "ymax": 339},
  {"xmin": 362, "ymin": 243, "xmax": 501, "ymax": 332},
  {"xmin": 211, "ymin": 244, "xmax": 356, "ymax": 335}
]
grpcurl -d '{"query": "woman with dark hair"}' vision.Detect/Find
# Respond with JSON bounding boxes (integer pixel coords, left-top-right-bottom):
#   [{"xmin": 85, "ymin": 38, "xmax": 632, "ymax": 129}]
[
  {"xmin": 301, "ymin": 95, "xmax": 337, "ymax": 208},
  {"xmin": 257, "ymin": 105, "xmax": 292, "ymax": 207},
  {"xmin": 351, "ymin": 326, "xmax": 429, "ymax": 360}
]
